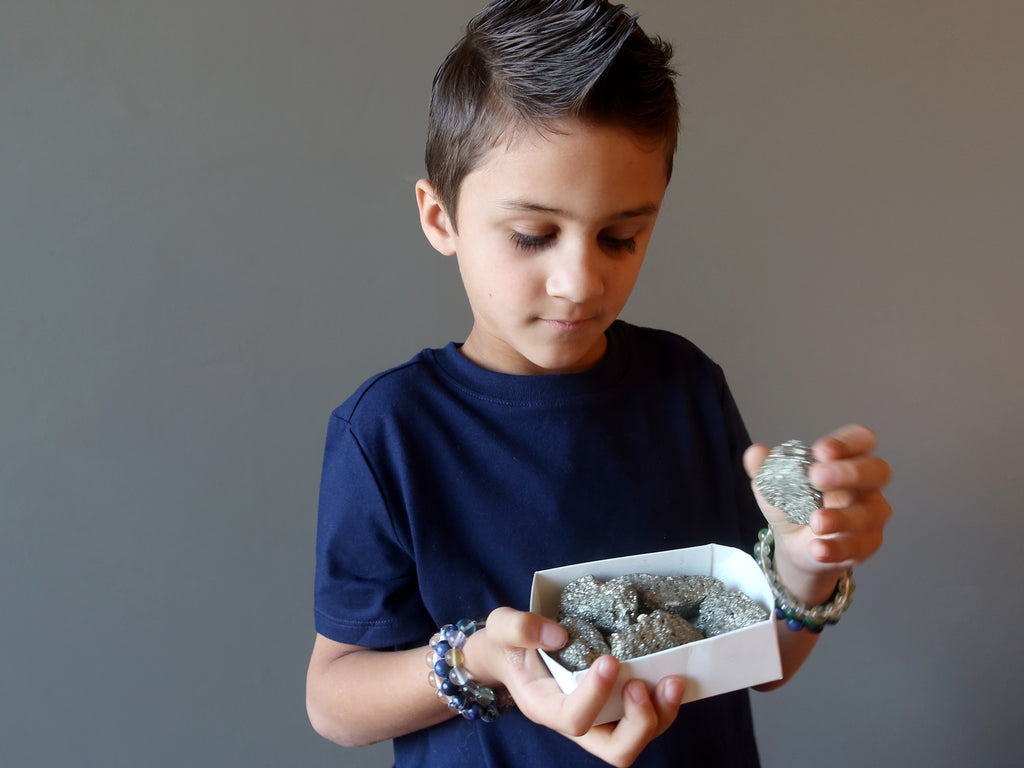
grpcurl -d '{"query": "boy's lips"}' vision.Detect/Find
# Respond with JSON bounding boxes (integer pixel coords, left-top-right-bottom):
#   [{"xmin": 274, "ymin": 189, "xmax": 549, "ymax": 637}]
[{"xmin": 541, "ymin": 316, "xmax": 597, "ymax": 332}]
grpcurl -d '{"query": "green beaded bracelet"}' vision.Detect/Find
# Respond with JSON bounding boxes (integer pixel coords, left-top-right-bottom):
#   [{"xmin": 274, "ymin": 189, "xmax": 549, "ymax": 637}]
[{"xmin": 754, "ymin": 527, "xmax": 855, "ymax": 632}]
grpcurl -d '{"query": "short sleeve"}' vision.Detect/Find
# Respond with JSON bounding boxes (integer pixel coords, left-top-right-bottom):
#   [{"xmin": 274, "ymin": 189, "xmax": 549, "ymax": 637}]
[
  {"xmin": 716, "ymin": 373, "xmax": 765, "ymax": 545},
  {"xmin": 313, "ymin": 414, "xmax": 432, "ymax": 648}
]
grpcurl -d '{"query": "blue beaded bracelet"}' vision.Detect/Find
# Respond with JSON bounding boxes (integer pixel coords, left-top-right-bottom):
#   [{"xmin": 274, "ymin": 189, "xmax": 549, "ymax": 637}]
[
  {"xmin": 754, "ymin": 527, "xmax": 855, "ymax": 632},
  {"xmin": 427, "ymin": 618, "xmax": 514, "ymax": 722}
]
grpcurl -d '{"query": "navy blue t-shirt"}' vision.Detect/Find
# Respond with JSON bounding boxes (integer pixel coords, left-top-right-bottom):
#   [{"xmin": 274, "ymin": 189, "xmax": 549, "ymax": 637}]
[{"xmin": 315, "ymin": 321, "xmax": 765, "ymax": 767}]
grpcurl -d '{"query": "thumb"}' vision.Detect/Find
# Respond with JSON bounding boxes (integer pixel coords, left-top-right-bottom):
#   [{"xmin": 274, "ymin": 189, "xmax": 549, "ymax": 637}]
[
  {"xmin": 486, "ymin": 607, "xmax": 567, "ymax": 652},
  {"xmin": 743, "ymin": 443, "xmax": 770, "ymax": 480}
]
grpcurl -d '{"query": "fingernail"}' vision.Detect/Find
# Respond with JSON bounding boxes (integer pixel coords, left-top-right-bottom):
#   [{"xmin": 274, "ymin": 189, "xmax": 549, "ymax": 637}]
[
  {"xmin": 811, "ymin": 510, "xmax": 834, "ymax": 535},
  {"xmin": 811, "ymin": 539, "xmax": 830, "ymax": 561},
  {"xmin": 665, "ymin": 678, "xmax": 684, "ymax": 705},
  {"xmin": 593, "ymin": 655, "xmax": 618, "ymax": 680},
  {"xmin": 541, "ymin": 623, "xmax": 567, "ymax": 649},
  {"xmin": 810, "ymin": 464, "xmax": 838, "ymax": 488},
  {"xmin": 628, "ymin": 681, "xmax": 649, "ymax": 703}
]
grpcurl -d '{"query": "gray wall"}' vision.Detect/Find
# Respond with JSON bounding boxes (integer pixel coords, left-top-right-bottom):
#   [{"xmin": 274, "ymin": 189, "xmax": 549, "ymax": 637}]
[{"xmin": 2, "ymin": 1, "xmax": 1020, "ymax": 766}]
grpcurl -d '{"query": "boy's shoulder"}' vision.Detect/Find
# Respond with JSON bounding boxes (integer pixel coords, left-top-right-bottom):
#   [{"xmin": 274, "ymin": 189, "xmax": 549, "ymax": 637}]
[
  {"xmin": 331, "ymin": 347, "xmax": 444, "ymax": 424},
  {"xmin": 613, "ymin": 320, "xmax": 724, "ymax": 377}
]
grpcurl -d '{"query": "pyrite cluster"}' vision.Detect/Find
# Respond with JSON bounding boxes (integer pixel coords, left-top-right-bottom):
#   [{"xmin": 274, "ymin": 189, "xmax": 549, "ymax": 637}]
[
  {"xmin": 551, "ymin": 573, "xmax": 768, "ymax": 671},
  {"xmin": 755, "ymin": 439, "xmax": 822, "ymax": 525}
]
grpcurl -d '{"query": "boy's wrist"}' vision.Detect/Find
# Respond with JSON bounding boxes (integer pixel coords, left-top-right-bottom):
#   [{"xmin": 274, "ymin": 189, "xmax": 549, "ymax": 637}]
[
  {"xmin": 462, "ymin": 628, "xmax": 501, "ymax": 687},
  {"xmin": 770, "ymin": 534, "xmax": 847, "ymax": 606},
  {"xmin": 428, "ymin": 619, "xmax": 514, "ymax": 722},
  {"xmin": 755, "ymin": 527, "xmax": 855, "ymax": 633}
]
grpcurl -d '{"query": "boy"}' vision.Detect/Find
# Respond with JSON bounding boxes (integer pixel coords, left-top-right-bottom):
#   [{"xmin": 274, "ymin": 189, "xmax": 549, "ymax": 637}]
[{"xmin": 306, "ymin": 2, "xmax": 892, "ymax": 766}]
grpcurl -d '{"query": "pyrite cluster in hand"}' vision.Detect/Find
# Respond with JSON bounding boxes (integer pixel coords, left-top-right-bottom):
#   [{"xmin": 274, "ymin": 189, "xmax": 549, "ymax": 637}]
[
  {"xmin": 755, "ymin": 439, "xmax": 823, "ymax": 525},
  {"xmin": 551, "ymin": 573, "xmax": 768, "ymax": 671}
]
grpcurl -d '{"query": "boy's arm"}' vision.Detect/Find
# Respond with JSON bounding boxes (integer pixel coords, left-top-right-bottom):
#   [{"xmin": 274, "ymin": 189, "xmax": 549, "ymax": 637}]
[
  {"xmin": 306, "ymin": 634, "xmax": 454, "ymax": 748},
  {"xmin": 743, "ymin": 424, "xmax": 893, "ymax": 688},
  {"xmin": 306, "ymin": 610, "xmax": 687, "ymax": 767}
]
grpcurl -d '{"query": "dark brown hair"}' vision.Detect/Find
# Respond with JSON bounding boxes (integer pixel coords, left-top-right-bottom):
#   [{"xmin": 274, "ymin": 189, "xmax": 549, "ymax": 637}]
[{"xmin": 425, "ymin": 0, "xmax": 679, "ymax": 226}]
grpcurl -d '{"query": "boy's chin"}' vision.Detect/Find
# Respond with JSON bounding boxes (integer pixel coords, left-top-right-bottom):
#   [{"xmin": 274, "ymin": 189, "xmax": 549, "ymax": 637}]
[
  {"xmin": 463, "ymin": 324, "xmax": 609, "ymax": 375},
  {"xmin": 516, "ymin": 340, "xmax": 608, "ymax": 375}
]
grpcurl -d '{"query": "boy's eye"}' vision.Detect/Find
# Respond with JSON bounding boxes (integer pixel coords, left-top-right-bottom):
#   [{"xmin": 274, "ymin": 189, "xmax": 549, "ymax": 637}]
[
  {"xmin": 601, "ymin": 235, "xmax": 637, "ymax": 253},
  {"xmin": 510, "ymin": 231, "xmax": 554, "ymax": 251},
  {"xmin": 509, "ymin": 231, "xmax": 638, "ymax": 253}
]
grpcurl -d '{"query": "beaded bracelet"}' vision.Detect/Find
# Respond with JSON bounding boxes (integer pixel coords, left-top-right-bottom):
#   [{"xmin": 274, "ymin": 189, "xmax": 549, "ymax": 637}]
[
  {"xmin": 754, "ymin": 527, "xmax": 855, "ymax": 633},
  {"xmin": 427, "ymin": 618, "xmax": 514, "ymax": 722}
]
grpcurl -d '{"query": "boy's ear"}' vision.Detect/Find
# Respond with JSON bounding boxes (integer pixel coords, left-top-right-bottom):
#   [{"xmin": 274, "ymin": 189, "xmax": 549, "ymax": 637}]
[{"xmin": 415, "ymin": 179, "xmax": 457, "ymax": 256}]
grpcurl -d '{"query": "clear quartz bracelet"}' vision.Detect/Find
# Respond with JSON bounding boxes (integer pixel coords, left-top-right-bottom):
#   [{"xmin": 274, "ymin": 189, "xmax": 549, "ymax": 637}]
[{"xmin": 754, "ymin": 527, "xmax": 855, "ymax": 632}]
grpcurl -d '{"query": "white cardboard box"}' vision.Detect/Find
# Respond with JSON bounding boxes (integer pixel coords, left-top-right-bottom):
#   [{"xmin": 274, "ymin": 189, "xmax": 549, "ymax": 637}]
[{"xmin": 530, "ymin": 544, "xmax": 783, "ymax": 725}]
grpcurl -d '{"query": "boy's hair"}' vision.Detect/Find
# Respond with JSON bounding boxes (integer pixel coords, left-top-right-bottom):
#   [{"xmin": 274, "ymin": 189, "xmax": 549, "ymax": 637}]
[{"xmin": 426, "ymin": 0, "xmax": 679, "ymax": 226}]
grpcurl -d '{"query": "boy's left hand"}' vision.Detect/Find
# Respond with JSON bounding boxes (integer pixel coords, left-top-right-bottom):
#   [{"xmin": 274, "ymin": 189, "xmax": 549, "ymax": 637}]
[{"xmin": 743, "ymin": 424, "xmax": 892, "ymax": 606}]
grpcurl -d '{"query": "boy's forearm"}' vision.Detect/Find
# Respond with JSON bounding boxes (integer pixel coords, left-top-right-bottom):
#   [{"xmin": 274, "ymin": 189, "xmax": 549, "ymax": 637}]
[
  {"xmin": 753, "ymin": 551, "xmax": 843, "ymax": 691},
  {"xmin": 306, "ymin": 636, "xmax": 454, "ymax": 748},
  {"xmin": 753, "ymin": 625, "xmax": 820, "ymax": 691}
]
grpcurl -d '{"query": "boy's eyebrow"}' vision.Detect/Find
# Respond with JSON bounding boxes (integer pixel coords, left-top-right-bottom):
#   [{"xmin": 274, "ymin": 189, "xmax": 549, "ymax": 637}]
[{"xmin": 497, "ymin": 199, "xmax": 660, "ymax": 219}]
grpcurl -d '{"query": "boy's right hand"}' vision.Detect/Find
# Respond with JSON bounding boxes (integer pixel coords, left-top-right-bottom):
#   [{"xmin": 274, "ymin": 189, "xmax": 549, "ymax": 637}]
[{"xmin": 465, "ymin": 607, "xmax": 686, "ymax": 767}]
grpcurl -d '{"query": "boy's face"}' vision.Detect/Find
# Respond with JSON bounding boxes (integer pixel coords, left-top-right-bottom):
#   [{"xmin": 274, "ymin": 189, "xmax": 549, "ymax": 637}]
[{"xmin": 418, "ymin": 119, "xmax": 668, "ymax": 375}]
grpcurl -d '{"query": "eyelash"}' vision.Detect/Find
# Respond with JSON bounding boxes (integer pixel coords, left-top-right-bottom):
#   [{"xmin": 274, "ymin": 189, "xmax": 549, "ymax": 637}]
[
  {"xmin": 509, "ymin": 232, "xmax": 553, "ymax": 251},
  {"xmin": 509, "ymin": 232, "xmax": 637, "ymax": 254}
]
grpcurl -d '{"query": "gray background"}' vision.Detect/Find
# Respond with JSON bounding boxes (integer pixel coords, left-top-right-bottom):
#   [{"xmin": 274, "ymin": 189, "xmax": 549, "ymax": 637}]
[{"xmin": 2, "ymin": 1, "xmax": 1021, "ymax": 766}]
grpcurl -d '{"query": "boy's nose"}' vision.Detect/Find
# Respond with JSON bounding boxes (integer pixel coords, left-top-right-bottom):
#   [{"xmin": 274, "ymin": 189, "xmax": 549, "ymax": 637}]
[{"xmin": 545, "ymin": 248, "xmax": 605, "ymax": 304}]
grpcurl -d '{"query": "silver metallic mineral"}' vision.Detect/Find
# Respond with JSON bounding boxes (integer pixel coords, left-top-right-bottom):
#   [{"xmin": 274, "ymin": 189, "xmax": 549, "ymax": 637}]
[
  {"xmin": 559, "ymin": 574, "xmax": 639, "ymax": 634},
  {"xmin": 609, "ymin": 610, "xmax": 705, "ymax": 661},
  {"xmin": 755, "ymin": 439, "xmax": 823, "ymax": 525},
  {"xmin": 554, "ymin": 573, "xmax": 767, "ymax": 668},
  {"xmin": 606, "ymin": 573, "xmax": 722, "ymax": 618},
  {"xmin": 551, "ymin": 616, "xmax": 612, "ymax": 672},
  {"xmin": 693, "ymin": 589, "xmax": 770, "ymax": 637}
]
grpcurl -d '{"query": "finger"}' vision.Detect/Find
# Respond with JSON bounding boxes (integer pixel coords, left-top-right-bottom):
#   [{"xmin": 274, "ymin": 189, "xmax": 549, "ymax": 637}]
[
  {"xmin": 572, "ymin": 679, "xmax": 659, "ymax": 768},
  {"xmin": 809, "ymin": 455, "xmax": 892, "ymax": 492},
  {"xmin": 620, "ymin": 678, "xmax": 659, "ymax": 737},
  {"xmin": 651, "ymin": 676, "xmax": 686, "ymax": 736},
  {"xmin": 485, "ymin": 606, "xmax": 567, "ymax": 651},
  {"xmin": 477, "ymin": 613, "xmax": 629, "ymax": 740},
  {"xmin": 812, "ymin": 424, "xmax": 878, "ymax": 461},
  {"xmin": 466, "ymin": 608, "xmax": 567, "ymax": 691},
  {"xmin": 813, "ymin": 492, "xmax": 893, "ymax": 536},
  {"xmin": 609, "ymin": 680, "xmax": 660, "ymax": 764},
  {"xmin": 549, "ymin": 655, "xmax": 621, "ymax": 737},
  {"xmin": 497, "ymin": 651, "xmax": 618, "ymax": 737},
  {"xmin": 807, "ymin": 526, "xmax": 885, "ymax": 567}
]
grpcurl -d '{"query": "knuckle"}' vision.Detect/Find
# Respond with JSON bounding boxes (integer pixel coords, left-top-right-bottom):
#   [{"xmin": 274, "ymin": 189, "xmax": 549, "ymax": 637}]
[
  {"xmin": 488, "ymin": 606, "xmax": 528, "ymax": 640},
  {"xmin": 878, "ymin": 460, "xmax": 893, "ymax": 487},
  {"xmin": 611, "ymin": 746, "xmax": 643, "ymax": 768},
  {"xmin": 508, "ymin": 611, "xmax": 538, "ymax": 644},
  {"xmin": 879, "ymin": 495, "xmax": 894, "ymax": 523},
  {"xmin": 488, "ymin": 605, "xmax": 516, "ymax": 623},
  {"xmin": 562, "ymin": 711, "xmax": 592, "ymax": 738},
  {"xmin": 485, "ymin": 606, "xmax": 508, "ymax": 628}
]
